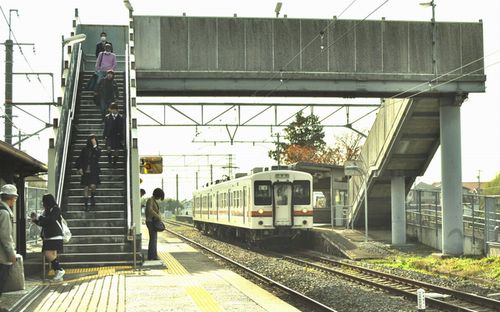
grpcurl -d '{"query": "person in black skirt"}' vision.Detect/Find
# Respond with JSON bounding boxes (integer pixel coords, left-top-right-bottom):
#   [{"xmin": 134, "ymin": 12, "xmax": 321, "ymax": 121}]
[
  {"xmin": 32, "ymin": 194, "xmax": 65, "ymax": 281},
  {"xmin": 75, "ymin": 135, "xmax": 101, "ymax": 211}
]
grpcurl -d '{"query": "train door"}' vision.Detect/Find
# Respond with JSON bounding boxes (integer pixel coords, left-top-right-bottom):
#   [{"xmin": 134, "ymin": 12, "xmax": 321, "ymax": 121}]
[
  {"xmin": 273, "ymin": 183, "xmax": 292, "ymax": 226},
  {"xmin": 242, "ymin": 187, "xmax": 246, "ymax": 224}
]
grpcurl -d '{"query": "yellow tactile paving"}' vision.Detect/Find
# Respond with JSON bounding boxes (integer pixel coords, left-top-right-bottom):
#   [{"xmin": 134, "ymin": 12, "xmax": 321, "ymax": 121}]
[{"xmin": 159, "ymin": 251, "xmax": 223, "ymax": 312}]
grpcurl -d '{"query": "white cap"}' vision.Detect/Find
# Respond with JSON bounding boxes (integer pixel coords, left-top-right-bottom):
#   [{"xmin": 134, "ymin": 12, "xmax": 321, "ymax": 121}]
[{"xmin": 0, "ymin": 184, "xmax": 18, "ymax": 196}]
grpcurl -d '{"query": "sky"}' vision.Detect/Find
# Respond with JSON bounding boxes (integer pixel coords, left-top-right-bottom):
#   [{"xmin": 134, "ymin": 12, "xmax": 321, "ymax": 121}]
[{"xmin": 0, "ymin": 0, "xmax": 499, "ymax": 200}]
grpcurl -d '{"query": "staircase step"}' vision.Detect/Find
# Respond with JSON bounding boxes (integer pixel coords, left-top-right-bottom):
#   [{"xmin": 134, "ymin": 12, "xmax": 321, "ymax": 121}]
[
  {"xmin": 70, "ymin": 226, "xmax": 126, "ymax": 235},
  {"xmin": 64, "ymin": 210, "xmax": 125, "ymax": 219},
  {"xmin": 66, "ymin": 196, "xmax": 125, "ymax": 204},
  {"xmin": 66, "ymin": 188, "xmax": 125, "ymax": 196},
  {"xmin": 69, "ymin": 235, "xmax": 127, "ymax": 244},
  {"xmin": 64, "ymin": 243, "xmax": 129, "ymax": 253},
  {"xmin": 59, "ymin": 252, "xmax": 134, "ymax": 264},
  {"xmin": 66, "ymin": 218, "xmax": 127, "ymax": 227},
  {"xmin": 65, "ymin": 203, "xmax": 126, "ymax": 211},
  {"xmin": 68, "ymin": 181, "xmax": 126, "ymax": 188}
]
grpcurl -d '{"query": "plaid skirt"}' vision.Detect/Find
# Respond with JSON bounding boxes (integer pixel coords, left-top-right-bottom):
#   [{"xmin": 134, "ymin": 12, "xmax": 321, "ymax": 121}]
[{"xmin": 42, "ymin": 239, "xmax": 63, "ymax": 252}]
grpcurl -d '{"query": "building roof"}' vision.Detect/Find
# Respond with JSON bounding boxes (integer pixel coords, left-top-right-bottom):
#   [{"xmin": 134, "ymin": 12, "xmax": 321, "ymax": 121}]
[{"xmin": 0, "ymin": 140, "xmax": 47, "ymax": 178}]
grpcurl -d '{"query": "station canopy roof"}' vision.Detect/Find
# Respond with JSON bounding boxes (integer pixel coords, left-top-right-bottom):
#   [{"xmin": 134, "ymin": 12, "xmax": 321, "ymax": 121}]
[{"xmin": 0, "ymin": 140, "xmax": 47, "ymax": 177}]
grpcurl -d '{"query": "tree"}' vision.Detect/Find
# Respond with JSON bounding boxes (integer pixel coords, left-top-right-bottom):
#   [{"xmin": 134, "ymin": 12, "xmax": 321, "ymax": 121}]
[
  {"xmin": 268, "ymin": 110, "xmax": 364, "ymax": 165},
  {"xmin": 482, "ymin": 173, "xmax": 500, "ymax": 195},
  {"xmin": 269, "ymin": 111, "xmax": 325, "ymax": 163}
]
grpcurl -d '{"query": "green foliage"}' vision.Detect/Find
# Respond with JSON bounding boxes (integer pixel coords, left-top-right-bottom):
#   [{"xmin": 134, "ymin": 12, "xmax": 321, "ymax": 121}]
[
  {"xmin": 483, "ymin": 172, "xmax": 500, "ymax": 195},
  {"xmin": 159, "ymin": 198, "xmax": 184, "ymax": 212},
  {"xmin": 367, "ymin": 256, "xmax": 500, "ymax": 284},
  {"xmin": 268, "ymin": 111, "xmax": 325, "ymax": 162}
]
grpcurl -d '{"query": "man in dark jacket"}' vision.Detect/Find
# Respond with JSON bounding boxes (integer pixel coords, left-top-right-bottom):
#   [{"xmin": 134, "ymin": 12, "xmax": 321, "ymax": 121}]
[
  {"xmin": 95, "ymin": 70, "xmax": 119, "ymax": 117},
  {"xmin": 103, "ymin": 103, "xmax": 125, "ymax": 167},
  {"xmin": 95, "ymin": 32, "xmax": 113, "ymax": 58}
]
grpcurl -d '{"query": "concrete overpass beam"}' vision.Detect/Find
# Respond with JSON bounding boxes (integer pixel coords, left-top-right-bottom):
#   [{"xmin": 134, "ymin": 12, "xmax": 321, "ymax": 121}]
[
  {"xmin": 391, "ymin": 176, "xmax": 406, "ymax": 245},
  {"xmin": 440, "ymin": 96, "xmax": 465, "ymax": 255}
]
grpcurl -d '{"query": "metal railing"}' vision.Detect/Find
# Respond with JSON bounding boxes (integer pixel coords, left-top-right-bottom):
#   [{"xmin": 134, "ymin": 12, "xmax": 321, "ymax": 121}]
[
  {"xmin": 55, "ymin": 44, "xmax": 83, "ymax": 207},
  {"xmin": 406, "ymin": 189, "xmax": 500, "ymax": 253},
  {"xmin": 125, "ymin": 44, "xmax": 132, "ymax": 229}
]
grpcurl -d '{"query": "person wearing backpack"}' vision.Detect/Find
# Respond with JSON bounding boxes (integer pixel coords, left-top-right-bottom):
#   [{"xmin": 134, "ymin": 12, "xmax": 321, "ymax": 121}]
[
  {"xmin": 0, "ymin": 184, "xmax": 18, "ymax": 297},
  {"xmin": 31, "ymin": 194, "xmax": 65, "ymax": 282}
]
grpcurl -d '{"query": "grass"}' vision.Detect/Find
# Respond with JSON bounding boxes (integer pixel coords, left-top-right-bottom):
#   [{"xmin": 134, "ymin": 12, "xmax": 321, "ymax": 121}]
[{"xmin": 367, "ymin": 256, "xmax": 500, "ymax": 284}]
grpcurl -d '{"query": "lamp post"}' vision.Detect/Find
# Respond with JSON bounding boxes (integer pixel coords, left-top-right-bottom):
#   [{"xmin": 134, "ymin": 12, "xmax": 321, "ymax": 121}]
[
  {"xmin": 345, "ymin": 163, "xmax": 369, "ymax": 242},
  {"xmin": 420, "ymin": 0, "xmax": 437, "ymax": 77}
]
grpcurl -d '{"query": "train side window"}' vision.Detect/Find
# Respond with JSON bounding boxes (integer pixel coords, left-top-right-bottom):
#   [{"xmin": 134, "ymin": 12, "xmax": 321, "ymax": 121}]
[
  {"xmin": 293, "ymin": 181, "xmax": 311, "ymax": 205},
  {"xmin": 254, "ymin": 181, "xmax": 272, "ymax": 205}
]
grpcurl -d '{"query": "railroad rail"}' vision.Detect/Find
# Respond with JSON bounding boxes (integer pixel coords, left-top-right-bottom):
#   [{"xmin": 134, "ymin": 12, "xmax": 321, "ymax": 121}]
[
  {"xmin": 282, "ymin": 254, "xmax": 500, "ymax": 312},
  {"xmin": 164, "ymin": 226, "xmax": 338, "ymax": 312}
]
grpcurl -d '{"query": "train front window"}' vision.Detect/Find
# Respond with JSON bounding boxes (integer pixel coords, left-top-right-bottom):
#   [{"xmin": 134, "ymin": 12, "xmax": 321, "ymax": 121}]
[
  {"xmin": 293, "ymin": 181, "xmax": 311, "ymax": 205},
  {"xmin": 254, "ymin": 181, "xmax": 272, "ymax": 205}
]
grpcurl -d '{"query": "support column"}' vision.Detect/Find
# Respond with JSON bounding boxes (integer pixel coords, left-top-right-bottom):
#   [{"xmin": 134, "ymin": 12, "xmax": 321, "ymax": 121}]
[
  {"xmin": 47, "ymin": 139, "xmax": 56, "ymax": 195},
  {"xmin": 391, "ymin": 176, "xmax": 406, "ymax": 245},
  {"xmin": 440, "ymin": 97, "xmax": 464, "ymax": 255}
]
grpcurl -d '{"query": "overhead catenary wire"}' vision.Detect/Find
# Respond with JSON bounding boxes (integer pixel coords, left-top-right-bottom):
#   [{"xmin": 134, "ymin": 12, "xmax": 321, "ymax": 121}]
[
  {"xmin": 258, "ymin": 0, "xmax": 391, "ymax": 99},
  {"xmin": 0, "ymin": 5, "xmax": 51, "ymax": 97}
]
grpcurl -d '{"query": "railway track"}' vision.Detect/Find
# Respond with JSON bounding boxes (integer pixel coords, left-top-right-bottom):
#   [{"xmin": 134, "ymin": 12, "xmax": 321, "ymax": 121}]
[
  {"xmin": 281, "ymin": 254, "xmax": 500, "ymax": 312},
  {"xmin": 164, "ymin": 226, "xmax": 338, "ymax": 312}
]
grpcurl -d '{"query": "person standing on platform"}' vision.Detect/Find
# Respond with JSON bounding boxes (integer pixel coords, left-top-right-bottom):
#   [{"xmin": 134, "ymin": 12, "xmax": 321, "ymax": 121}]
[
  {"xmin": 95, "ymin": 32, "xmax": 113, "ymax": 58},
  {"xmin": 145, "ymin": 188, "xmax": 164, "ymax": 260},
  {"xmin": 75, "ymin": 135, "xmax": 101, "ymax": 211},
  {"xmin": 31, "ymin": 194, "xmax": 65, "ymax": 282},
  {"xmin": 0, "ymin": 184, "xmax": 18, "ymax": 297},
  {"xmin": 95, "ymin": 43, "xmax": 116, "ymax": 83},
  {"xmin": 95, "ymin": 70, "xmax": 119, "ymax": 117},
  {"xmin": 103, "ymin": 103, "xmax": 124, "ymax": 167}
]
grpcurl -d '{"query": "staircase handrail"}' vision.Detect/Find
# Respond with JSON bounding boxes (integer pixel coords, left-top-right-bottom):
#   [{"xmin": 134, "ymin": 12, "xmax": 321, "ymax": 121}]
[
  {"xmin": 55, "ymin": 44, "xmax": 83, "ymax": 208},
  {"xmin": 125, "ymin": 43, "xmax": 132, "ymax": 227}
]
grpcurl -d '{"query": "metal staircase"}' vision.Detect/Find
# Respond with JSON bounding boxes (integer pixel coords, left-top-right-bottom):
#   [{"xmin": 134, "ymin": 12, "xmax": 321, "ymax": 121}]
[{"xmin": 59, "ymin": 71, "xmax": 134, "ymax": 266}]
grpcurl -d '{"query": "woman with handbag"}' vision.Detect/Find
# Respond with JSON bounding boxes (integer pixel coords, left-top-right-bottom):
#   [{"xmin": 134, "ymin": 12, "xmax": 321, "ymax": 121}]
[
  {"xmin": 145, "ymin": 188, "xmax": 164, "ymax": 260},
  {"xmin": 32, "ymin": 194, "xmax": 65, "ymax": 282}
]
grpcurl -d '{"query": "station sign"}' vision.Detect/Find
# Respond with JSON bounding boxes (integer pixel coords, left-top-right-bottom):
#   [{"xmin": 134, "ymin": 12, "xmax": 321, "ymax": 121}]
[{"xmin": 140, "ymin": 156, "xmax": 163, "ymax": 174}]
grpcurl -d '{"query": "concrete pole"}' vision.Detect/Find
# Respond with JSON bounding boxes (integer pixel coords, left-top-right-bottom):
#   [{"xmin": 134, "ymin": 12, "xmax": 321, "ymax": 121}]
[
  {"xmin": 440, "ymin": 97, "xmax": 463, "ymax": 255},
  {"xmin": 4, "ymin": 40, "xmax": 13, "ymax": 144},
  {"xmin": 391, "ymin": 176, "xmax": 406, "ymax": 245}
]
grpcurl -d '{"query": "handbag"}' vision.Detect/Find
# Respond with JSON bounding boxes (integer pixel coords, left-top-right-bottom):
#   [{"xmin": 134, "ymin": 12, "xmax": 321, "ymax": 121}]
[
  {"xmin": 56, "ymin": 217, "xmax": 72, "ymax": 243},
  {"xmin": 85, "ymin": 73, "xmax": 98, "ymax": 91},
  {"xmin": 3, "ymin": 254, "xmax": 25, "ymax": 293},
  {"xmin": 154, "ymin": 219, "xmax": 165, "ymax": 232}
]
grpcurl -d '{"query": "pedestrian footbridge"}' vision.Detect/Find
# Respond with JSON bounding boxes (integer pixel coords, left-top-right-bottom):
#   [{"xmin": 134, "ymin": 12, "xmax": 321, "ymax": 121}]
[{"xmin": 50, "ymin": 11, "xmax": 485, "ymax": 260}]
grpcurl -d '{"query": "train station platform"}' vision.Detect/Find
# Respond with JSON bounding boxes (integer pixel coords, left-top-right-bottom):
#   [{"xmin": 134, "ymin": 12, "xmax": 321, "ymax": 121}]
[
  {"xmin": 2, "ymin": 230, "xmax": 298, "ymax": 312},
  {"xmin": 311, "ymin": 224, "xmax": 438, "ymax": 260}
]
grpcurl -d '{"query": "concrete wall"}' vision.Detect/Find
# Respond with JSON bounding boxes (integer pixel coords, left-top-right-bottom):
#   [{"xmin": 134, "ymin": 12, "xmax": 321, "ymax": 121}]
[
  {"xmin": 407, "ymin": 224, "xmax": 484, "ymax": 255},
  {"xmin": 134, "ymin": 16, "xmax": 484, "ymax": 76}
]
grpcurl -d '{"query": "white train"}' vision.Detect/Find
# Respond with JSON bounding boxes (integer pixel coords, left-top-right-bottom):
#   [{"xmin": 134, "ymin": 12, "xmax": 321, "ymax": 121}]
[{"xmin": 192, "ymin": 168, "xmax": 313, "ymax": 242}]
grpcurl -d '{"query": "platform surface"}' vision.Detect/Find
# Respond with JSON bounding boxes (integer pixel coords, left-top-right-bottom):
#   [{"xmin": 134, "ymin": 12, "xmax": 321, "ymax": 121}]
[{"xmin": 4, "ymin": 230, "xmax": 298, "ymax": 312}]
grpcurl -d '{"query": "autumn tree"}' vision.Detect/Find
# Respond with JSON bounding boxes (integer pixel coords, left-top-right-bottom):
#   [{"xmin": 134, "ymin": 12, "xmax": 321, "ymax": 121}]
[
  {"xmin": 269, "ymin": 111, "xmax": 364, "ymax": 165},
  {"xmin": 268, "ymin": 111, "xmax": 325, "ymax": 163}
]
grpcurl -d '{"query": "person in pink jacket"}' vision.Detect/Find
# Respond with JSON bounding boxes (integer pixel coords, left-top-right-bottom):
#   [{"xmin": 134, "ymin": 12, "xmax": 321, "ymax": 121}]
[{"xmin": 95, "ymin": 43, "xmax": 116, "ymax": 83}]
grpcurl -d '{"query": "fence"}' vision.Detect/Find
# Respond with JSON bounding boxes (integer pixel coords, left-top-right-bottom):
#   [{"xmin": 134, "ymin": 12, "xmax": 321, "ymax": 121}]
[
  {"xmin": 25, "ymin": 185, "xmax": 47, "ymax": 250},
  {"xmin": 406, "ymin": 189, "xmax": 500, "ymax": 255}
]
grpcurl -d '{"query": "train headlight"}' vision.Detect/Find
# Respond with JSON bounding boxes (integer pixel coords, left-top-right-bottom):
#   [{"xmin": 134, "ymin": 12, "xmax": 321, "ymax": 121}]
[
  {"xmin": 258, "ymin": 209, "xmax": 264, "ymax": 214},
  {"xmin": 302, "ymin": 209, "xmax": 308, "ymax": 214}
]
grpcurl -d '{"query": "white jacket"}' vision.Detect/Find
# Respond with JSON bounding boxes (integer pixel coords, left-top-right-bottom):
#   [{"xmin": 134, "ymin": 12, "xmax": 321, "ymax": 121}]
[{"xmin": 0, "ymin": 201, "xmax": 16, "ymax": 264}]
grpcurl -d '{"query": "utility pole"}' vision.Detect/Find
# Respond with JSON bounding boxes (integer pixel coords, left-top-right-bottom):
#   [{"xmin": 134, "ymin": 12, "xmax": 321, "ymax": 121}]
[
  {"xmin": 196, "ymin": 171, "xmax": 198, "ymax": 190},
  {"xmin": 276, "ymin": 133, "xmax": 281, "ymax": 168},
  {"xmin": 2, "ymin": 9, "xmax": 35, "ymax": 145},
  {"xmin": 477, "ymin": 170, "xmax": 482, "ymax": 195},
  {"xmin": 210, "ymin": 164, "xmax": 213, "ymax": 184},
  {"xmin": 175, "ymin": 174, "xmax": 179, "ymax": 215},
  {"xmin": 4, "ymin": 38, "xmax": 13, "ymax": 144}
]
